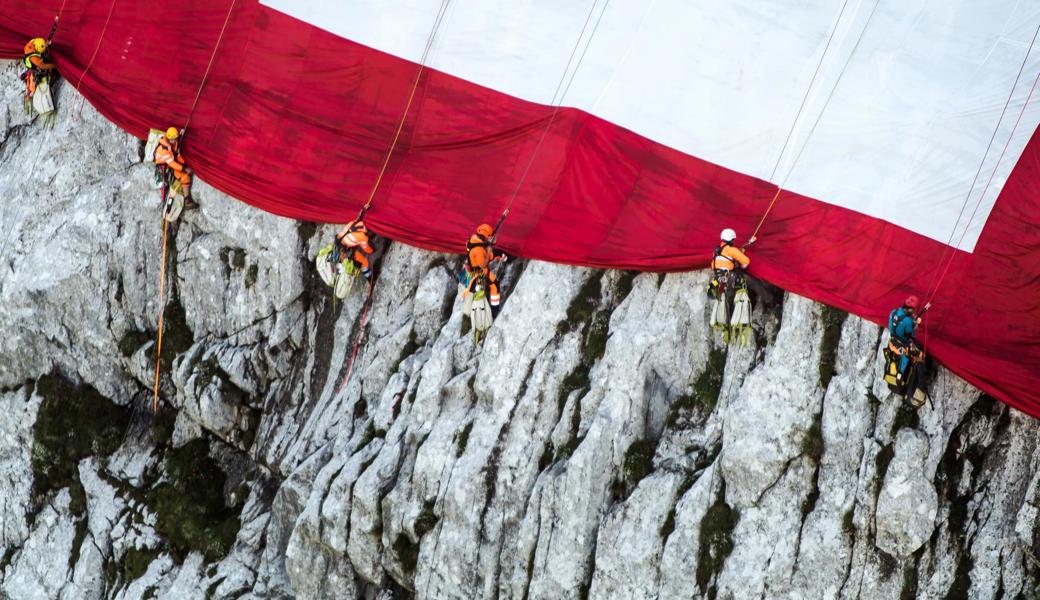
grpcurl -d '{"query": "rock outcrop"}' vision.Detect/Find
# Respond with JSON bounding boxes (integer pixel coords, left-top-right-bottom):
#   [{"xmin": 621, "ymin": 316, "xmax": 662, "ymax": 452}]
[{"xmin": 1, "ymin": 62, "xmax": 1039, "ymax": 599}]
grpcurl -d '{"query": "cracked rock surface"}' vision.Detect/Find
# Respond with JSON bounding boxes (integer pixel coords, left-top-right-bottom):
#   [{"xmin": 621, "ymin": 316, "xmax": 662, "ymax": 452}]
[{"xmin": 1, "ymin": 62, "xmax": 1039, "ymax": 598}]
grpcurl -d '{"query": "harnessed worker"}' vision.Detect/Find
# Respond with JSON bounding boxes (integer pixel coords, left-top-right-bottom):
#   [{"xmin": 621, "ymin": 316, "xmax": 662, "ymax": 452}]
[
  {"xmin": 335, "ymin": 219, "xmax": 375, "ymax": 280},
  {"xmin": 710, "ymin": 228, "xmax": 754, "ymax": 315},
  {"xmin": 21, "ymin": 37, "xmax": 54, "ymax": 96},
  {"xmin": 887, "ymin": 295, "xmax": 930, "ymax": 382},
  {"xmin": 153, "ymin": 127, "xmax": 195, "ymax": 206},
  {"xmin": 465, "ymin": 223, "xmax": 507, "ymax": 316}
]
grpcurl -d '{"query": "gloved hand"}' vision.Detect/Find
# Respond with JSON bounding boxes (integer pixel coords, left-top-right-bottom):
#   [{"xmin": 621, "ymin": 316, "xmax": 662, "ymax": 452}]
[
  {"xmin": 748, "ymin": 236, "xmax": 757, "ymax": 245},
  {"xmin": 497, "ymin": 253, "xmax": 509, "ymax": 263}
]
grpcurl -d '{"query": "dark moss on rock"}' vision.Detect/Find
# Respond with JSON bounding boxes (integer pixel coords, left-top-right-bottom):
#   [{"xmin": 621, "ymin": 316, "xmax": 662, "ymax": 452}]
[
  {"xmin": 696, "ymin": 488, "xmax": 739, "ymax": 592},
  {"xmin": 244, "ymin": 264, "xmax": 259, "ymax": 289},
  {"xmin": 455, "ymin": 422, "xmax": 473, "ymax": 458},
  {"xmin": 668, "ymin": 347, "xmax": 726, "ymax": 428},
  {"xmin": 622, "ymin": 439, "xmax": 657, "ymax": 490},
  {"xmin": 31, "ymin": 373, "xmax": 130, "ymax": 514},
  {"xmin": 146, "ymin": 438, "xmax": 241, "ymax": 563},
  {"xmin": 818, "ymin": 305, "xmax": 848, "ymax": 389},
  {"xmin": 801, "ymin": 414, "xmax": 824, "ymax": 463},
  {"xmin": 118, "ymin": 330, "xmax": 152, "ymax": 358}
]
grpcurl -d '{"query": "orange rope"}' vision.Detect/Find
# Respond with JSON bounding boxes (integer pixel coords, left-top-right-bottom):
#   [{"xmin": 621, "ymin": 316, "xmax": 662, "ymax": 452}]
[
  {"xmin": 152, "ymin": 217, "xmax": 170, "ymax": 414},
  {"xmin": 73, "ymin": 0, "xmax": 117, "ymax": 93},
  {"xmin": 749, "ymin": 187, "xmax": 783, "ymax": 241},
  {"xmin": 181, "ymin": 0, "xmax": 238, "ymax": 133},
  {"xmin": 359, "ymin": 0, "xmax": 451, "ymax": 214}
]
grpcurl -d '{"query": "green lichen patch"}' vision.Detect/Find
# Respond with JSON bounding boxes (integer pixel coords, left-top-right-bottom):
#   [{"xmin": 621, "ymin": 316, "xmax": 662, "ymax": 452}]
[
  {"xmin": 613, "ymin": 270, "xmax": 638, "ymax": 305},
  {"xmin": 244, "ymin": 264, "xmax": 258, "ymax": 289},
  {"xmin": 31, "ymin": 373, "xmax": 130, "ymax": 515},
  {"xmin": 668, "ymin": 347, "xmax": 726, "ymax": 428},
  {"xmin": 842, "ymin": 506, "xmax": 856, "ymax": 536},
  {"xmin": 115, "ymin": 546, "xmax": 160, "ymax": 584},
  {"xmin": 582, "ymin": 310, "xmax": 610, "ymax": 363},
  {"xmin": 146, "ymin": 439, "xmax": 241, "ymax": 563},
  {"xmin": 801, "ymin": 415, "xmax": 824, "ymax": 463},
  {"xmin": 557, "ymin": 273, "xmax": 603, "ymax": 336},
  {"xmin": 455, "ymin": 422, "xmax": 473, "ymax": 458},
  {"xmin": 696, "ymin": 491, "xmax": 740, "ymax": 592},
  {"xmin": 818, "ymin": 305, "xmax": 848, "ymax": 390},
  {"xmin": 622, "ymin": 439, "xmax": 657, "ymax": 490},
  {"xmin": 414, "ymin": 499, "xmax": 439, "ymax": 537}
]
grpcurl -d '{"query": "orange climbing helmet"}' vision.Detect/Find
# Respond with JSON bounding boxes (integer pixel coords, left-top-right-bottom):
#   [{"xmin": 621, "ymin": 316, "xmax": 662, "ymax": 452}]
[{"xmin": 476, "ymin": 223, "xmax": 494, "ymax": 238}]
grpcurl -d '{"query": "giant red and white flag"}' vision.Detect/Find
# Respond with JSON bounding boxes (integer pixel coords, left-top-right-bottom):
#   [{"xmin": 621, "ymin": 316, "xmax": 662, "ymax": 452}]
[{"xmin": 1, "ymin": 0, "xmax": 1038, "ymax": 413}]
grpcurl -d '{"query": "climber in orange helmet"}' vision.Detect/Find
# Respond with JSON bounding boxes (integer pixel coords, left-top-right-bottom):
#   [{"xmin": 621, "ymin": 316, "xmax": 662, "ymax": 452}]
[
  {"xmin": 336, "ymin": 219, "xmax": 375, "ymax": 280},
  {"xmin": 21, "ymin": 37, "xmax": 54, "ymax": 96},
  {"xmin": 153, "ymin": 127, "xmax": 195, "ymax": 207},
  {"xmin": 464, "ymin": 223, "xmax": 508, "ymax": 315}
]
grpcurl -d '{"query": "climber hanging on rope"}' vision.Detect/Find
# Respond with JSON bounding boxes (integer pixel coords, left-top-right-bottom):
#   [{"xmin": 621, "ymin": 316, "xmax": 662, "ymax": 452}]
[
  {"xmin": 316, "ymin": 217, "xmax": 376, "ymax": 299},
  {"xmin": 883, "ymin": 295, "xmax": 932, "ymax": 407},
  {"xmin": 21, "ymin": 35, "xmax": 57, "ymax": 120},
  {"xmin": 459, "ymin": 223, "xmax": 507, "ymax": 339},
  {"xmin": 151, "ymin": 127, "xmax": 196, "ymax": 220},
  {"xmin": 708, "ymin": 228, "xmax": 755, "ymax": 345}
]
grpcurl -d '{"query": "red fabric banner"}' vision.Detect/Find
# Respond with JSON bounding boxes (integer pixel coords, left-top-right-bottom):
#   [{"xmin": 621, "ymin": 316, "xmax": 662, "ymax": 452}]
[{"xmin": 2, "ymin": 1, "xmax": 1038, "ymax": 414}]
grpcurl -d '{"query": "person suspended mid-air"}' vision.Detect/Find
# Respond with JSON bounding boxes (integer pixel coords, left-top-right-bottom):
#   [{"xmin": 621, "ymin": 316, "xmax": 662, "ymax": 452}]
[
  {"xmin": 459, "ymin": 223, "xmax": 507, "ymax": 339},
  {"xmin": 708, "ymin": 228, "xmax": 755, "ymax": 345},
  {"xmin": 21, "ymin": 37, "xmax": 57, "ymax": 120},
  {"xmin": 152, "ymin": 127, "xmax": 196, "ymax": 219},
  {"xmin": 883, "ymin": 295, "xmax": 931, "ymax": 406},
  {"xmin": 316, "ymin": 218, "xmax": 376, "ymax": 299}
]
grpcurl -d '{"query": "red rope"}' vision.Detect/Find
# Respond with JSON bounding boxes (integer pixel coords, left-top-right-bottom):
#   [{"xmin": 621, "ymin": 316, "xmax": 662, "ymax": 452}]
[
  {"xmin": 335, "ymin": 280, "xmax": 376, "ymax": 398},
  {"xmin": 922, "ymin": 56, "xmax": 1040, "ymax": 348}
]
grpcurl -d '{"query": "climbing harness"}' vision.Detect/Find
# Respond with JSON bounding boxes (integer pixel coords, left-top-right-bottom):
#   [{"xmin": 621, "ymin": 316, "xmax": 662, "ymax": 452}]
[
  {"xmin": 453, "ymin": 0, "xmax": 609, "ymax": 337},
  {"xmin": 329, "ymin": 1, "xmax": 452, "ymax": 397}
]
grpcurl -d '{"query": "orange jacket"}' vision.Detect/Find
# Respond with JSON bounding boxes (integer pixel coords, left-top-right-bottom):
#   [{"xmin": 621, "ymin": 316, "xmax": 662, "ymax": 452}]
[
  {"xmin": 711, "ymin": 243, "xmax": 750, "ymax": 271},
  {"xmin": 22, "ymin": 41, "xmax": 54, "ymax": 70},
  {"xmin": 154, "ymin": 137, "xmax": 187, "ymax": 172},
  {"xmin": 337, "ymin": 221, "xmax": 374, "ymax": 253},
  {"xmin": 467, "ymin": 233, "xmax": 497, "ymax": 270}
]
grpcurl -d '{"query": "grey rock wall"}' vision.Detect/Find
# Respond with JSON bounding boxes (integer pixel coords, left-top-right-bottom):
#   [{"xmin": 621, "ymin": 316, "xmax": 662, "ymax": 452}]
[{"xmin": 0, "ymin": 62, "xmax": 1038, "ymax": 599}]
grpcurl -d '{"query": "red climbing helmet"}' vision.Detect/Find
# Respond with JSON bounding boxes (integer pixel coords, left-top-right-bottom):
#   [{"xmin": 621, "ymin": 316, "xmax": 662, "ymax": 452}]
[{"xmin": 905, "ymin": 295, "xmax": 920, "ymax": 310}]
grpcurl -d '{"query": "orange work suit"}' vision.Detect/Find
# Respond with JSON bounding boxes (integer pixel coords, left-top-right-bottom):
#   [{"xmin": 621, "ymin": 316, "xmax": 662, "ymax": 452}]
[
  {"xmin": 337, "ymin": 221, "xmax": 374, "ymax": 277},
  {"xmin": 466, "ymin": 232, "xmax": 501, "ymax": 306},
  {"xmin": 153, "ymin": 137, "xmax": 192, "ymax": 198}
]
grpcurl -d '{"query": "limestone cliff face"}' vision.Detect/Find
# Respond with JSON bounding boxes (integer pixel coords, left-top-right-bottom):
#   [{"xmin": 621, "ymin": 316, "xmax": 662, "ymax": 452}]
[{"xmin": 1, "ymin": 63, "xmax": 1038, "ymax": 599}]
